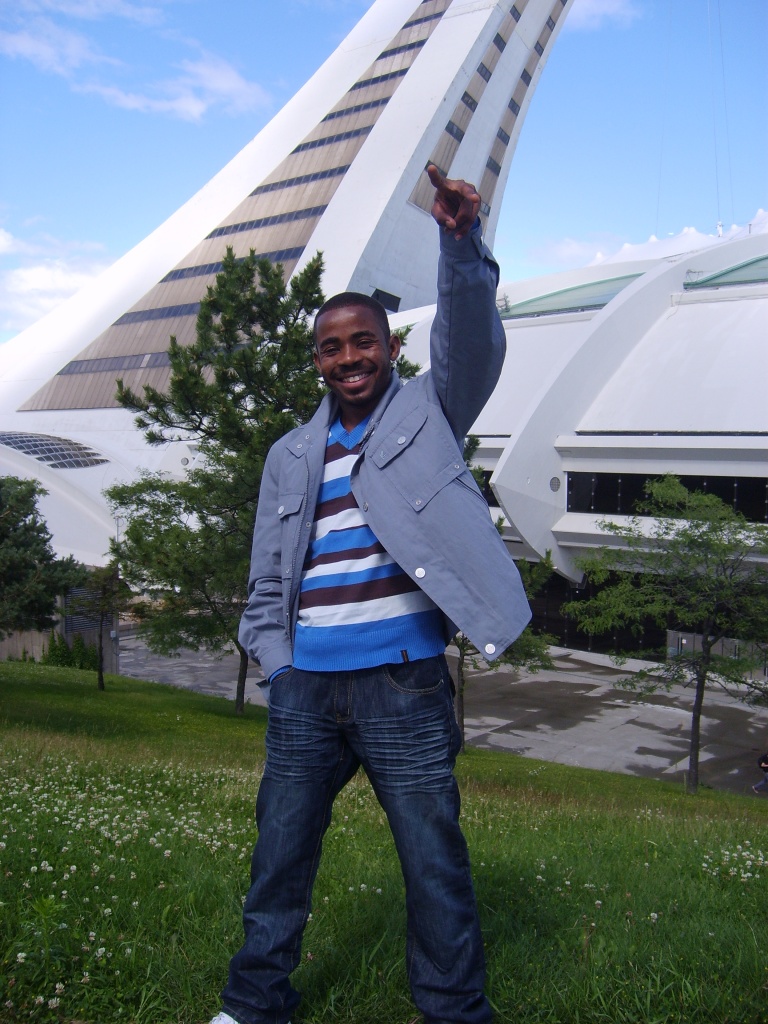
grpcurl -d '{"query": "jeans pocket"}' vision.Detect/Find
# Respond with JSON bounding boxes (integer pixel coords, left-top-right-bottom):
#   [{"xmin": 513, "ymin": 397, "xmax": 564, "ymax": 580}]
[{"xmin": 383, "ymin": 657, "xmax": 444, "ymax": 695}]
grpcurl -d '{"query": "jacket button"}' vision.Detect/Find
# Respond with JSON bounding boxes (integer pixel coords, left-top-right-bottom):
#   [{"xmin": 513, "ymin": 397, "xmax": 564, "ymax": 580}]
[
  {"xmin": 363, "ymin": 502, "xmax": 369, "ymax": 512},
  {"xmin": 397, "ymin": 436, "xmax": 406, "ymax": 444},
  {"xmin": 296, "ymin": 443, "xmax": 303, "ymax": 449},
  {"xmin": 484, "ymin": 643, "xmax": 496, "ymax": 656},
  {"xmin": 415, "ymin": 499, "xmax": 422, "ymax": 506},
  {"xmin": 277, "ymin": 505, "xmax": 284, "ymax": 515},
  {"xmin": 415, "ymin": 567, "xmax": 426, "ymax": 579}
]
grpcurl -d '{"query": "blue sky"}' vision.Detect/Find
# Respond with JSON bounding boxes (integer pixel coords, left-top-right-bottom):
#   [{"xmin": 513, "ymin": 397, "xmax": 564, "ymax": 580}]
[{"xmin": 0, "ymin": 0, "xmax": 765, "ymax": 343}]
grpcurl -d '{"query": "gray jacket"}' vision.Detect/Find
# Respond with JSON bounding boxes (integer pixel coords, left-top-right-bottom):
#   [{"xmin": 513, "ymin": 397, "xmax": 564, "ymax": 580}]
[{"xmin": 238, "ymin": 225, "xmax": 531, "ymax": 681}]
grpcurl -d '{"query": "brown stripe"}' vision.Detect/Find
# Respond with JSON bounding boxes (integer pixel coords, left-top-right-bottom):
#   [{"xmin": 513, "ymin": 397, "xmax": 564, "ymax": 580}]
[
  {"xmin": 304, "ymin": 540, "xmax": 386, "ymax": 570},
  {"xmin": 316, "ymin": 491, "xmax": 359, "ymax": 520},
  {"xmin": 299, "ymin": 572, "xmax": 419, "ymax": 609},
  {"xmin": 326, "ymin": 440, "xmax": 361, "ymax": 463}
]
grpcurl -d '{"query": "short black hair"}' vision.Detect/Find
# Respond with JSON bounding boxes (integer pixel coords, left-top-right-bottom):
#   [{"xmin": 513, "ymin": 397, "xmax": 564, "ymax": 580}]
[{"xmin": 313, "ymin": 291, "xmax": 391, "ymax": 348}]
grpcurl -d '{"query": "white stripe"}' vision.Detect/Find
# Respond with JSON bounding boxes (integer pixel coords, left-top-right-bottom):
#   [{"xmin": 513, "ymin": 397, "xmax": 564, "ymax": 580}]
[
  {"xmin": 303, "ymin": 551, "xmax": 396, "ymax": 582},
  {"xmin": 312, "ymin": 505, "xmax": 367, "ymax": 540},
  {"xmin": 321, "ymin": 451, "xmax": 357, "ymax": 482},
  {"xmin": 299, "ymin": 590, "xmax": 435, "ymax": 628}
]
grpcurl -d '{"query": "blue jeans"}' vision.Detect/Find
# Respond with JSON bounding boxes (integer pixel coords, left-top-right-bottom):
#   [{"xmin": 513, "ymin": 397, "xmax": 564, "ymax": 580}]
[{"xmin": 220, "ymin": 656, "xmax": 491, "ymax": 1024}]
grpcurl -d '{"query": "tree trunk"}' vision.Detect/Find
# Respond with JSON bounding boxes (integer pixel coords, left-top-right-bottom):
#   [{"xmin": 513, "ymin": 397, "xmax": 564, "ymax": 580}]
[
  {"xmin": 686, "ymin": 663, "xmax": 708, "ymax": 795},
  {"xmin": 97, "ymin": 615, "xmax": 106, "ymax": 691},
  {"xmin": 235, "ymin": 641, "xmax": 248, "ymax": 716}
]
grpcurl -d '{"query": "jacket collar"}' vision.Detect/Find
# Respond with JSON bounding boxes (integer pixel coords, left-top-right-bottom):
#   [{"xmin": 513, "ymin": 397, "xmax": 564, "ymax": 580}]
[{"xmin": 306, "ymin": 368, "xmax": 404, "ymax": 441}]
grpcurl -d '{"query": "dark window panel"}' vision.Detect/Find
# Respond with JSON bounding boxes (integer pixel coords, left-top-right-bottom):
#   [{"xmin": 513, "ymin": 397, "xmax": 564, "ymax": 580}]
[
  {"xmin": 207, "ymin": 205, "xmax": 327, "ymax": 240},
  {"xmin": 251, "ymin": 166, "xmax": 349, "ymax": 196}
]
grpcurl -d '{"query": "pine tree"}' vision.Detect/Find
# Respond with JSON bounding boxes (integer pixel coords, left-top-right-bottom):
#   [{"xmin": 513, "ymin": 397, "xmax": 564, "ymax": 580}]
[
  {"xmin": 0, "ymin": 477, "xmax": 84, "ymax": 640},
  {"xmin": 108, "ymin": 249, "xmax": 326, "ymax": 713}
]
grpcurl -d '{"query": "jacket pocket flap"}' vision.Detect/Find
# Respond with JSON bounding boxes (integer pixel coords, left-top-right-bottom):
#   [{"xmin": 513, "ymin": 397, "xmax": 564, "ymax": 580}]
[
  {"xmin": 370, "ymin": 408, "xmax": 428, "ymax": 468},
  {"xmin": 276, "ymin": 492, "xmax": 304, "ymax": 518},
  {"xmin": 403, "ymin": 459, "xmax": 466, "ymax": 512}
]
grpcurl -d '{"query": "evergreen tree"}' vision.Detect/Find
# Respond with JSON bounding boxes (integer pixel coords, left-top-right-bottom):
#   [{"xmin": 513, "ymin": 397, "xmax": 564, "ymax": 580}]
[
  {"xmin": 563, "ymin": 475, "xmax": 768, "ymax": 794},
  {"xmin": 0, "ymin": 477, "xmax": 84, "ymax": 640},
  {"xmin": 108, "ymin": 248, "xmax": 326, "ymax": 712}
]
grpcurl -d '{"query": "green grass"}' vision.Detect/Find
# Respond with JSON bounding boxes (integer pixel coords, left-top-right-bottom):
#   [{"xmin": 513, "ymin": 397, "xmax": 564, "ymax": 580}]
[{"xmin": 1, "ymin": 661, "xmax": 767, "ymax": 1024}]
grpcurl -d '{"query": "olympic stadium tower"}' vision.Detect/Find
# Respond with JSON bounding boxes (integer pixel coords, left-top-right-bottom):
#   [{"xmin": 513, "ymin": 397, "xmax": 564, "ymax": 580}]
[{"xmin": 0, "ymin": 0, "xmax": 571, "ymax": 566}]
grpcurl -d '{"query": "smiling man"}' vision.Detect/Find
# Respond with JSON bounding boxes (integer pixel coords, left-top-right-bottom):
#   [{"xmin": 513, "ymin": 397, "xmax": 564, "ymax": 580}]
[{"xmin": 211, "ymin": 166, "xmax": 531, "ymax": 1024}]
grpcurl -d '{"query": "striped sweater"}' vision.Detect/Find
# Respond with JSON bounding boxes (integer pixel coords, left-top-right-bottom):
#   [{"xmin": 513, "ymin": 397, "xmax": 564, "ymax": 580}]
[{"xmin": 292, "ymin": 416, "xmax": 446, "ymax": 671}]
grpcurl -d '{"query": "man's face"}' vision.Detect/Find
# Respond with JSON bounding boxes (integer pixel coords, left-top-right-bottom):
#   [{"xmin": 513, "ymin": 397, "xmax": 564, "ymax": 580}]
[{"xmin": 313, "ymin": 305, "xmax": 401, "ymax": 429}]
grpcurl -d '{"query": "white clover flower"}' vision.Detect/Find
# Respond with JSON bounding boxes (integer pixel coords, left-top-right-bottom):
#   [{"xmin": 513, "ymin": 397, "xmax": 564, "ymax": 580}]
[
  {"xmin": 55, "ymin": 983, "xmax": 65, "ymax": 994},
  {"xmin": 48, "ymin": 998, "xmax": 60, "ymax": 1009},
  {"xmin": 16, "ymin": 952, "xmax": 27, "ymax": 963}
]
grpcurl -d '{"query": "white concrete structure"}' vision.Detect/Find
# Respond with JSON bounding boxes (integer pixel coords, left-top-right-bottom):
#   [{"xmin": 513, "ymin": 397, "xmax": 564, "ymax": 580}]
[
  {"xmin": 472, "ymin": 215, "xmax": 768, "ymax": 580},
  {"xmin": 2, "ymin": 0, "xmax": 766, "ymax": 586}
]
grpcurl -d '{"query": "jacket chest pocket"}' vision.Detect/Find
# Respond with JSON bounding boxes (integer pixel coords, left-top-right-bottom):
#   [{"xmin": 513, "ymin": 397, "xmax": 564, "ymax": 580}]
[
  {"xmin": 369, "ymin": 409, "xmax": 473, "ymax": 513},
  {"xmin": 277, "ymin": 491, "xmax": 306, "ymax": 580}
]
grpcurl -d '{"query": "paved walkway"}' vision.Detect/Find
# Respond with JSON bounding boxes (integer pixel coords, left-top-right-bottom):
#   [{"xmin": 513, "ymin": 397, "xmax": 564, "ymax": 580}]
[{"xmin": 118, "ymin": 633, "xmax": 768, "ymax": 796}]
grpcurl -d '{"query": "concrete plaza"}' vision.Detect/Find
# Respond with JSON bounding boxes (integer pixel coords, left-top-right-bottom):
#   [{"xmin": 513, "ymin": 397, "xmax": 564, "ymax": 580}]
[{"xmin": 118, "ymin": 633, "xmax": 768, "ymax": 797}]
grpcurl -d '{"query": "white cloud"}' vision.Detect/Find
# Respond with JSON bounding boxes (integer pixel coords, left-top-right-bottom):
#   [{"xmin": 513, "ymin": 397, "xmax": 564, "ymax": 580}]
[
  {"xmin": 77, "ymin": 53, "xmax": 270, "ymax": 121},
  {"xmin": 1, "ymin": 8, "xmax": 270, "ymax": 120},
  {"xmin": 566, "ymin": 0, "xmax": 642, "ymax": 31},
  {"xmin": 525, "ymin": 232, "xmax": 627, "ymax": 271},
  {"xmin": 0, "ymin": 227, "xmax": 110, "ymax": 336},
  {"xmin": 175, "ymin": 53, "xmax": 271, "ymax": 116},
  {"xmin": 0, "ymin": 17, "xmax": 110, "ymax": 74},
  {"xmin": 0, "ymin": 257, "xmax": 110, "ymax": 334},
  {"xmin": 17, "ymin": 0, "xmax": 163, "ymax": 26}
]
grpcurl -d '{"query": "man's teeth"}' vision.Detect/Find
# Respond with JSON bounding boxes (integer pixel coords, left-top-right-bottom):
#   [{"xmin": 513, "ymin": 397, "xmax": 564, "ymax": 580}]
[{"xmin": 343, "ymin": 373, "xmax": 368, "ymax": 382}]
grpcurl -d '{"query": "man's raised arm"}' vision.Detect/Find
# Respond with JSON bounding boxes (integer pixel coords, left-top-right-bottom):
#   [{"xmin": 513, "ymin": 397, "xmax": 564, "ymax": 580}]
[{"xmin": 426, "ymin": 164, "xmax": 505, "ymax": 441}]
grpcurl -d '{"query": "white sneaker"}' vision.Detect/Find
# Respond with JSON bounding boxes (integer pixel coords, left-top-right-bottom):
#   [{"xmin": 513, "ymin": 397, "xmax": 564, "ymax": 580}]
[{"xmin": 209, "ymin": 1016, "xmax": 290, "ymax": 1024}]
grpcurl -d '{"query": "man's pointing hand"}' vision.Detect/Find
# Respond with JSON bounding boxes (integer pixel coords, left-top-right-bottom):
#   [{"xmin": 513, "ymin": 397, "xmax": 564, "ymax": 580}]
[{"xmin": 427, "ymin": 164, "xmax": 481, "ymax": 240}]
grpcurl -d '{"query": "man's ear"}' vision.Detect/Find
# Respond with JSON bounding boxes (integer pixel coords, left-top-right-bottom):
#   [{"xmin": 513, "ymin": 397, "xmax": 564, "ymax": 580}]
[
  {"xmin": 388, "ymin": 334, "xmax": 402, "ymax": 361},
  {"xmin": 312, "ymin": 347, "xmax": 321, "ymax": 373}
]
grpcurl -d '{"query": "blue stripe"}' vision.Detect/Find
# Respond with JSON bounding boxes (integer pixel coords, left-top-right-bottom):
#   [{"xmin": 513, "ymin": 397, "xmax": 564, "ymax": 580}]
[
  {"xmin": 317, "ymin": 475, "xmax": 352, "ymax": 503},
  {"xmin": 301, "ymin": 561, "xmax": 403, "ymax": 593},
  {"xmin": 310, "ymin": 525, "xmax": 378, "ymax": 556}
]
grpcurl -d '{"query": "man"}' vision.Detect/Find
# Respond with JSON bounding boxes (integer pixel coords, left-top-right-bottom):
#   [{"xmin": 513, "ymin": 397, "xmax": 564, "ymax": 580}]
[{"xmin": 211, "ymin": 166, "xmax": 531, "ymax": 1024}]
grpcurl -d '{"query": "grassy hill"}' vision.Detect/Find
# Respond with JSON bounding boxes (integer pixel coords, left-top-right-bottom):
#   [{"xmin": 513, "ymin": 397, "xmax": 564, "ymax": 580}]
[{"xmin": 1, "ymin": 662, "xmax": 766, "ymax": 1023}]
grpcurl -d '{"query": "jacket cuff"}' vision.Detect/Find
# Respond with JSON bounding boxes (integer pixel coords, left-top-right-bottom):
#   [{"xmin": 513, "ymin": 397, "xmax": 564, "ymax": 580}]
[{"xmin": 439, "ymin": 218, "xmax": 494, "ymax": 264}]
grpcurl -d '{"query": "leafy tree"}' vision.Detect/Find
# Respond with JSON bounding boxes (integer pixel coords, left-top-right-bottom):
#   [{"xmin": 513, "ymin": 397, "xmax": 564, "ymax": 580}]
[
  {"xmin": 0, "ymin": 477, "xmax": 84, "ymax": 641},
  {"xmin": 452, "ymin": 438, "xmax": 555, "ymax": 748},
  {"xmin": 563, "ymin": 475, "xmax": 768, "ymax": 794},
  {"xmin": 108, "ymin": 248, "xmax": 328, "ymax": 712},
  {"xmin": 67, "ymin": 561, "xmax": 131, "ymax": 690}
]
